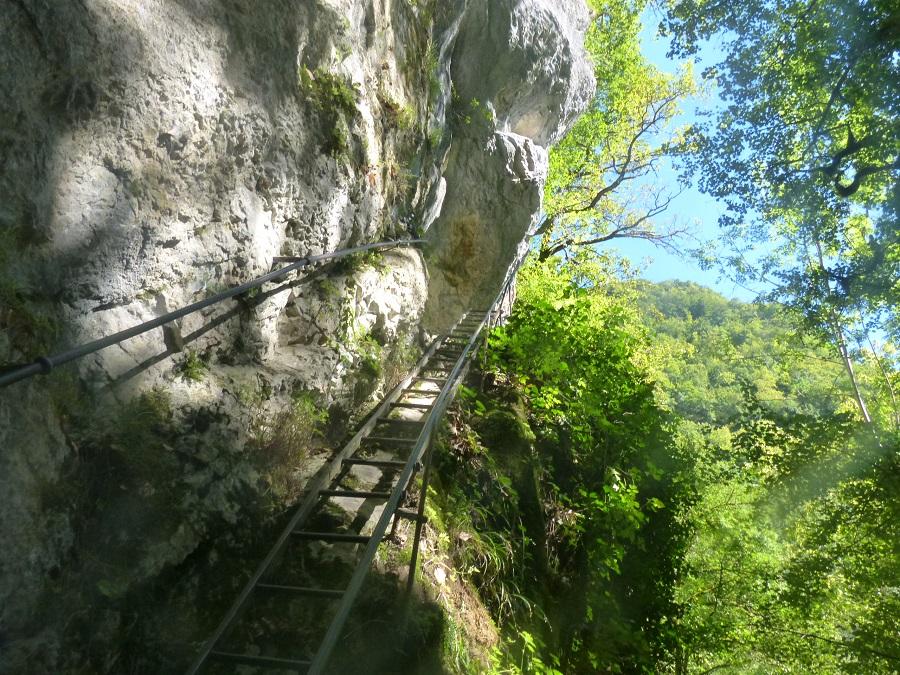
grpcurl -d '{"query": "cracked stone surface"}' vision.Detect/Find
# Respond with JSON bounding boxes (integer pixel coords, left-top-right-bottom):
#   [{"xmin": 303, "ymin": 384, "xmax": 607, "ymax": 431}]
[{"xmin": 0, "ymin": 0, "xmax": 593, "ymax": 670}]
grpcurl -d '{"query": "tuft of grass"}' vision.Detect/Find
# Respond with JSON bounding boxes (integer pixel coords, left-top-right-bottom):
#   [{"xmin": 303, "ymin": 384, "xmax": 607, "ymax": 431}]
[
  {"xmin": 250, "ymin": 389, "xmax": 328, "ymax": 500},
  {"xmin": 299, "ymin": 66, "xmax": 360, "ymax": 159},
  {"xmin": 177, "ymin": 349, "xmax": 208, "ymax": 382}
]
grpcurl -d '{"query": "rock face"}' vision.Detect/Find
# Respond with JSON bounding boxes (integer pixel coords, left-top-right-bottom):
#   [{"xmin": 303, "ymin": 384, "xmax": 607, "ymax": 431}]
[
  {"xmin": 0, "ymin": 0, "xmax": 592, "ymax": 671},
  {"xmin": 424, "ymin": 132, "xmax": 548, "ymax": 325},
  {"xmin": 423, "ymin": 0, "xmax": 594, "ymax": 328},
  {"xmin": 450, "ymin": 0, "xmax": 594, "ymax": 146}
]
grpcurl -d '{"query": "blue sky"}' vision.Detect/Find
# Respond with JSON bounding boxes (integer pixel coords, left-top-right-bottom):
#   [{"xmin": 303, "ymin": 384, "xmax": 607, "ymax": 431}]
[{"xmin": 606, "ymin": 9, "xmax": 758, "ymax": 302}]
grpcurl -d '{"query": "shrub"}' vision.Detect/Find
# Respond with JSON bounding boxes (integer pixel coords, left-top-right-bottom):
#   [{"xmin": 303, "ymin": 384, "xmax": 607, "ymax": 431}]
[{"xmin": 251, "ymin": 389, "xmax": 328, "ymax": 500}]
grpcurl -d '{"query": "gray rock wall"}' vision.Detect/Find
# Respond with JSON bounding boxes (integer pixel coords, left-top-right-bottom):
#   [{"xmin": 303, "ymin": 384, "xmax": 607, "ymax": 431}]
[
  {"xmin": 423, "ymin": 0, "xmax": 594, "ymax": 328},
  {"xmin": 0, "ymin": 0, "xmax": 592, "ymax": 670}
]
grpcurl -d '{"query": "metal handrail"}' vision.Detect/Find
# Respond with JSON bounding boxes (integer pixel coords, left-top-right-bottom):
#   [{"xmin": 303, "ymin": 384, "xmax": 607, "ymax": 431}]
[
  {"xmin": 308, "ymin": 247, "xmax": 531, "ymax": 674},
  {"xmin": 0, "ymin": 239, "xmax": 425, "ymax": 388}
]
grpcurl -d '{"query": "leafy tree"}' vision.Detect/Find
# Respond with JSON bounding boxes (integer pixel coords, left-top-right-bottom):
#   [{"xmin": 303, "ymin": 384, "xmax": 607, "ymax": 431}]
[
  {"xmin": 432, "ymin": 269, "xmax": 898, "ymax": 673},
  {"xmin": 672, "ymin": 392, "xmax": 900, "ymax": 673},
  {"xmin": 660, "ymin": 0, "xmax": 899, "ymax": 423},
  {"xmin": 535, "ymin": 0, "xmax": 696, "ymax": 261},
  {"xmin": 631, "ymin": 281, "xmax": 900, "ymax": 673},
  {"xmin": 439, "ymin": 254, "xmax": 693, "ymax": 672}
]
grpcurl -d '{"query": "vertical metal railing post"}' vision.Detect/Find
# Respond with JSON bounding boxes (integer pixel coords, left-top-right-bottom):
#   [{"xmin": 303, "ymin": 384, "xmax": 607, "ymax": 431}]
[{"xmin": 405, "ymin": 431, "xmax": 436, "ymax": 595}]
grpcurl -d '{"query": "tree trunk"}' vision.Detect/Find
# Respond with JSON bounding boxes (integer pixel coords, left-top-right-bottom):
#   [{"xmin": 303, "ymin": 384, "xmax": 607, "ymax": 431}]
[{"xmin": 814, "ymin": 240, "xmax": 873, "ymax": 425}]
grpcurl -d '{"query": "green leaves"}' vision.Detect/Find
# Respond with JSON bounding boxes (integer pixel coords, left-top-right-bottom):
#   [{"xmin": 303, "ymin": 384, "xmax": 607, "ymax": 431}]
[
  {"xmin": 538, "ymin": 0, "xmax": 696, "ymax": 260},
  {"xmin": 642, "ymin": 281, "xmax": 900, "ymax": 672},
  {"xmin": 473, "ymin": 256, "xmax": 691, "ymax": 671},
  {"xmin": 663, "ymin": 0, "xmax": 899, "ymax": 405}
]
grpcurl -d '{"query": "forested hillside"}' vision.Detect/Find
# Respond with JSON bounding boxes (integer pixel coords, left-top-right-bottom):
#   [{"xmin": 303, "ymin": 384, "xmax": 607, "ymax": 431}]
[
  {"xmin": 422, "ymin": 259, "xmax": 898, "ymax": 673},
  {"xmin": 636, "ymin": 280, "xmax": 885, "ymax": 424},
  {"xmin": 634, "ymin": 279, "xmax": 899, "ymax": 672}
]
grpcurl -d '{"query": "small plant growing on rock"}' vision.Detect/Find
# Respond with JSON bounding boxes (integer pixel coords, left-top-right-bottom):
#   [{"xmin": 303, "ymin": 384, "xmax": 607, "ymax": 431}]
[
  {"xmin": 340, "ymin": 249, "xmax": 389, "ymax": 276},
  {"xmin": 425, "ymin": 41, "xmax": 441, "ymax": 102},
  {"xmin": 298, "ymin": 66, "xmax": 360, "ymax": 159},
  {"xmin": 178, "ymin": 349, "xmax": 208, "ymax": 382},
  {"xmin": 427, "ymin": 125, "xmax": 443, "ymax": 150},
  {"xmin": 251, "ymin": 389, "xmax": 328, "ymax": 500},
  {"xmin": 315, "ymin": 277, "xmax": 342, "ymax": 301},
  {"xmin": 299, "ymin": 66, "xmax": 358, "ymax": 117},
  {"xmin": 378, "ymin": 88, "xmax": 417, "ymax": 132},
  {"xmin": 357, "ymin": 332, "xmax": 384, "ymax": 381}
]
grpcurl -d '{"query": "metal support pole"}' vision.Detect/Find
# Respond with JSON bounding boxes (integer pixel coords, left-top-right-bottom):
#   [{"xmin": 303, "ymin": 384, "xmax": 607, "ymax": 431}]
[{"xmin": 405, "ymin": 433, "xmax": 436, "ymax": 595}]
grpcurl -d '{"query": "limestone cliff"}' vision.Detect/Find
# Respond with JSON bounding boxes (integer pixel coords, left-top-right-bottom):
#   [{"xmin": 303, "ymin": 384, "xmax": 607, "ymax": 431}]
[{"xmin": 0, "ymin": 0, "xmax": 592, "ymax": 671}]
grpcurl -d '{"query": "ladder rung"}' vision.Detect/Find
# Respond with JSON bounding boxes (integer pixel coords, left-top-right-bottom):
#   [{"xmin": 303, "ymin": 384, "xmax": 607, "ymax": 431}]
[
  {"xmin": 362, "ymin": 435, "xmax": 417, "ymax": 445},
  {"xmin": 390, "ymin": 402, "xmax": 432, "ymax": 410},
  {"xmin": 321, "ymin": 489, "xmax": 392, "ymax": 499},
  {"xmin": 210, "ymin": 651, "xmax": 311, "ymax": 670},
  {"xmin": 256, "ymin": 583, "xmax": 344, "ymax": 598},
  {"xmin": 344, "ymin": 458, "xmax": 407, "ymax": 470},
  {"xmin": 405, "ymin": 389, "xmax": 439, "ymax": 395},
  {"xmin": 376, "ymin": 417, "xmax": 423, "ymax": 425},
  {"xmin": 291, "ymin": 531, "xmax": 370, "ymax": 543},
  {"xmin": 414, "ymin": 377, "xmax": 447, "ymax": 383}
]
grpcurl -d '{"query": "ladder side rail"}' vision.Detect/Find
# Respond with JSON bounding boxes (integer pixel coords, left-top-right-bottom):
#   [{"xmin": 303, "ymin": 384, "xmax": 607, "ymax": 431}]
[
  {"xmin": 309, "ymin": 250, "xmax": 530, "ymax": 673},
  {"xmin": 184, "ymin": 313, "xmax": 463, "ymax": 675}
]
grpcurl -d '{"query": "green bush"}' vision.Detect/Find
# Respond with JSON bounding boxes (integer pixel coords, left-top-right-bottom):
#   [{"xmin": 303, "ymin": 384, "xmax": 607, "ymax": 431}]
[
  {"xmin": 423, "ymin": 255, "xmax": 690, "ymax": 672},
  {"xmin": 299, "ymin": 67, "xmax": 358, "ymax": 118}
]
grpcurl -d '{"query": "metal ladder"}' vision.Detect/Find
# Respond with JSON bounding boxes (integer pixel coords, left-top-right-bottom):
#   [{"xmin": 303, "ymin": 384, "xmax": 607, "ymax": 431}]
[{"xmin": 186, "ymin": 311, "xmax": 492, "ymax": 674}]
